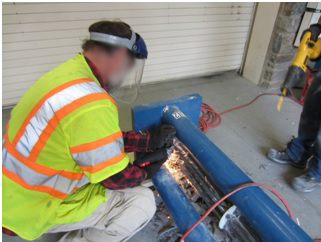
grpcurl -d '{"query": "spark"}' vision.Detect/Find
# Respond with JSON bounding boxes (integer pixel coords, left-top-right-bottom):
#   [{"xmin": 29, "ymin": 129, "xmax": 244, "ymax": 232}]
[{"xmin": 164, "ymin": 146, "xmax": 197, "ymax": 193}]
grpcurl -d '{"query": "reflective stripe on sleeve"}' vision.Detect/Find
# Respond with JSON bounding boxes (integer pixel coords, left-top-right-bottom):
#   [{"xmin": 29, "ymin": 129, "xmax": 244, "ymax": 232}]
[
  {"xmin": 12, "ymin": 78, "xmax": 94, "ymax": 147},
  {"xmin": 28, "ymin": 92, "xmax": 112, "ymax": 162},
  {"xmin": 70, "ymin": 131, "xmax": 123, "ymax": 154},
  {"xmin": 79, "ymin": 153, "xmax": 126, "ymax": 174},
  {"xmin": 16, "ymin": 81, "xmax": 106, "ymax": 158},
  {"xmin": 72, "ymin": 137, "xmax": 124, "ymax": 167}
]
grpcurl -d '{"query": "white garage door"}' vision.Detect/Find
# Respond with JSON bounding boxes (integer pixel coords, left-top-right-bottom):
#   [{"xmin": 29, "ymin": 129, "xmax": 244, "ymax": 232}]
[{"xmin": 2, "ymin": 2, "xmax": 255, "ymax": 106}]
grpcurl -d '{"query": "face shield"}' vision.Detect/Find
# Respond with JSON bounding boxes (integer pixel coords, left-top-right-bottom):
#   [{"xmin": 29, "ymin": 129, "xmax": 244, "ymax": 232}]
[
  {"xmin": 108, "ymin": 58, "xmax": 146, "ymax": 103},
  {"xmin": 90, "ymin": 31, "xmax": 148, "ymax": 103}
]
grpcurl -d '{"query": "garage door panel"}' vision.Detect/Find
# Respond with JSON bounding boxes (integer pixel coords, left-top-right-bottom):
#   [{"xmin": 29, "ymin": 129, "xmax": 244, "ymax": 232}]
[
  {"xmin": 3, "ymin": 45, "xmax": 81, "ymax": 61},
  {"xmin": 145, "ymin": 64, "xmax": 242, "ymax": 83},
  {"xmin": 3, "ymin": 14, "xmax": 252, "ymax": 35},
  {"xmin": 3, "ymin": 48, "xmax": 245, "ymax": 77},
  {"xmin": 2, "ymin": 2, "xmax": 254, "ymax": 106},
  {"xmin": 3, "ymin": 27, "xmax": 249, "ymax": 52},
  {"xmin": 3, "ymin": 41, "xmax": 246, "ymax": 69},
  {"xmin": 3, "ymin": 34, "xmax": 247, "ymax": 62},
  {"xmin": 3, "ymin": 20, "xmax": 251, "ymax": 43},
  {"xmin": 3, "ymin": 2, "xmax": 253, "ymax": 15},
  {"xmin": 144, "ymin": 55, "xmax": 244, "ymax": 74},
  {"xmin": 4, "ymin": 43, "xmax": 246, "ymax": 78},
  {"xmin": 2, "ymin": 59, "xmax": 242, "ymax": 101},
  {"xmin": 3, "ymin": 14, "xmax": 253, "ymax": 36},
  {"xmin": 4, "ymin": 7, "xmax": 253, "ymax": 28}
]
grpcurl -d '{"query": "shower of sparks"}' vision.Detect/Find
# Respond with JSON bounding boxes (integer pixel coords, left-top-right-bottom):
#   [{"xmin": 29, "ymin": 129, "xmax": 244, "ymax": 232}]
[
  {"xmin": 164, "ymin": 143, "xmax": 197, "ymax": 193},
  {"xmin": 164, "ymin": 150, "xmax": 184, "ymax": 183}
]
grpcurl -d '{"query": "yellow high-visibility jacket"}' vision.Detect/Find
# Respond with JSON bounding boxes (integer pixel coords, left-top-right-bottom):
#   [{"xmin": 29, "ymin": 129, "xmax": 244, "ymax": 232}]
[{"xmin": 2, "ymin": 53, "xmax": 129, "ymax": 240}]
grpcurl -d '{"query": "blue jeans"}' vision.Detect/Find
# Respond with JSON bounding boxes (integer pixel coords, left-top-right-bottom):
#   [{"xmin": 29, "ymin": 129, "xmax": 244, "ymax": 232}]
[{"xmin": 286, "ymin": 74, "xmax": 321, "ymax": 181}]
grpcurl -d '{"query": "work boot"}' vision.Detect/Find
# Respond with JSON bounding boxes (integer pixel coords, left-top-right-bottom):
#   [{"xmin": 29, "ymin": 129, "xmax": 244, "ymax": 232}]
[
  {"xmin": 292, "ymin": 172, "xmax": 321, "ymax": 192},
  {"xmin": 267, "ymin": 148, "xmax": 306, "ymax": 169}
]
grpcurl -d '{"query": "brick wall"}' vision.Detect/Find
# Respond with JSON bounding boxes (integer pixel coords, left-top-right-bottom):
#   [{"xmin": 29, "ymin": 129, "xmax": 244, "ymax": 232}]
[{"xmin": 259, "ymin": 3, "xmax": 306, "ymax": 90}]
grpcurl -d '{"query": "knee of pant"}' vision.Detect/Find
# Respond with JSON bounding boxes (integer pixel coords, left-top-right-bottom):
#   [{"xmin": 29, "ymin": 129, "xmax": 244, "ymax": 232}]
[{"xmin": 131, "ymin": 186, "xmax": 156, "ymax": 220}]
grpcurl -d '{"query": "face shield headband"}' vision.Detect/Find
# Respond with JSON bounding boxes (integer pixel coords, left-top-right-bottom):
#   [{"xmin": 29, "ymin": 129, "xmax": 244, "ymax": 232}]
[{"xmin": 89, "ymin": 31, "xmax": 148, "ymax": 59}]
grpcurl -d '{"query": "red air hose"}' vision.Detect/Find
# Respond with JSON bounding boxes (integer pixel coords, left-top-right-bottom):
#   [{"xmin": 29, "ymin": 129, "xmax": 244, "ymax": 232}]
[
  {"xmin": 179, "ymin": 182, "xmax": 294, "ymax": 242},
  {"xmin": 198, "ymin": 93, "xmax": 302, "ymax": 134}
]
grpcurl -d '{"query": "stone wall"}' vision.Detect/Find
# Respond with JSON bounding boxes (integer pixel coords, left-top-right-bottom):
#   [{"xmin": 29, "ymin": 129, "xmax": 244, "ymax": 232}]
[{"xmin": 259, "ymin": 3, "xmax": 306, "ymax": 90}]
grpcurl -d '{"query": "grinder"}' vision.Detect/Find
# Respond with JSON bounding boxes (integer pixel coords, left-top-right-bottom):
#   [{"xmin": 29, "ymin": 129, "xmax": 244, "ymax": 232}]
[{"xmin": 134, "ymin": 146, "xmax": 174, "ymax": 168}]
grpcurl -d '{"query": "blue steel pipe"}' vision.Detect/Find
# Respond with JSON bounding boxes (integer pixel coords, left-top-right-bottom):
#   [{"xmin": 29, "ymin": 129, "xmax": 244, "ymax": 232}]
[
  {"xmin": 162, "ymin": 106, "xmax": 313, "ymax": 242},
  {"xmin": 132, "ymin": 94, "xmax": 215, "ymax": 241},
  {"xmin": 153, "ymin": 167, "xmax": 216, "ymax": 242}
]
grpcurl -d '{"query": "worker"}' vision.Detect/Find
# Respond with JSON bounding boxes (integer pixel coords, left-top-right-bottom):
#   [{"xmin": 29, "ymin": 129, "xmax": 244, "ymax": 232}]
[
  {"xmin": 267, "ymin": 23, "xmax": 321, "ymax": 193},
  {"xmin": 2, "ymin": 20, "xmax": 176, "ymax": 242}
]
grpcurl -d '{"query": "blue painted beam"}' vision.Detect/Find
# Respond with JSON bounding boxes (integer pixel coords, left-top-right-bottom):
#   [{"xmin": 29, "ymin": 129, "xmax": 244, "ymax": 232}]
[
  {"xmin": 161, "ymin": 106, "xmax": 313, "ymax": 242},
  {"xmin": 153, "ymin": 167, "xmax": 216, "ymax": 242},
  {"xmin": 132, "ymin": 94, "xmax": 215, "ymax": 242}
]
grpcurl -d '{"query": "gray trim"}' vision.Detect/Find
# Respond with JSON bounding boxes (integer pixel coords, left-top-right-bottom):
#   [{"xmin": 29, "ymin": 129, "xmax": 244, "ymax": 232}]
[
  {"xmin": 239, "ymin": 2, "xmax": 258, "ymax": 75},
  {"xmin": 90, "ymin": 31, "xmax": 136, "ymax": 50}
]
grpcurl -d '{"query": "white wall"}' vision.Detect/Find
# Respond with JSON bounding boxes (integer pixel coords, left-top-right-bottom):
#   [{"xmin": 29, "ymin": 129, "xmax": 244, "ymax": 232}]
[
  {"xmin": 242, "ymin": 3, "xmax": 280, "ymax": 85},
  {"xmin": 3, "ymin": 2, "xmax": 255, "ymax": 106}
]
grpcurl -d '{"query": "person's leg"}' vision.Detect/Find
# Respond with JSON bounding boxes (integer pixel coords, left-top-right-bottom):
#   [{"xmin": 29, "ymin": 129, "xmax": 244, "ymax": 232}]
[
  {"xmin": 268, "ymin": 74, "xmax": 321, "ymax": 168},
  {"xmin": 48, "ymin": 186, "xmax": 156, "ymax": 242},
  {"xmin": 292, "ymin": 125, "xmax": 321, "ymax": 192},
  {"xmin": 286, "ymin": 75, "xmax": 321, "ymax": 162}
]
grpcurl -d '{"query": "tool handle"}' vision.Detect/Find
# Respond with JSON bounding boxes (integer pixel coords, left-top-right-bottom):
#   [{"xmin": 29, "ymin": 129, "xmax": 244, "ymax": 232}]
[
  {"xmin": 135, "ymin": 148, "xmax": 168, "ymax": 168},
  {"xmin": 277, "ymin": 89, "xmax": 287, "ymax": 112}
]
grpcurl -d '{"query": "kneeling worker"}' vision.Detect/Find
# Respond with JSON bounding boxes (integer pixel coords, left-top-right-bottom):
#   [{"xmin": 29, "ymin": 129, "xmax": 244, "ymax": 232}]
[{"xmin": 2, "ymin": 20, "xmax": 176, "ymax": 241}]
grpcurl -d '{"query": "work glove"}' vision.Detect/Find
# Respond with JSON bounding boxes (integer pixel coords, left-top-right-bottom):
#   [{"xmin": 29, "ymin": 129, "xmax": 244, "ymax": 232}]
[
  {"xmin": 134, "ymin": 148, "xmax": 168, "ymax": 168},
  {"xmin": 141, "ymin": 156, "xmax": 168, "ymax": 179},
  {"xmin": 148, "ymin": 124, "xmax": 176, "ymax": 151}
]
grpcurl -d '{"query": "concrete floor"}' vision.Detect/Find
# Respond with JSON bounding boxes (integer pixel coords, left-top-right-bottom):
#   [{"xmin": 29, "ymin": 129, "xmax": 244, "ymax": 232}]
[{"xmin": 2, "ymin": 71, "xmax": 320, "ymax": 241}]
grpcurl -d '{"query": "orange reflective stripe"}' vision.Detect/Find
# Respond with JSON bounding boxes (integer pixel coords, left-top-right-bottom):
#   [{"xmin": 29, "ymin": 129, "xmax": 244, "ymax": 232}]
[
  {"xmin": 12, "ymin": 78, "xmax": 94, "ymax": 147},
  {"xmin": 3, "ymin": 167, "xmax": 68, "ymax": 200},
  {"xmin": 28, "ymin": 93, "xmax": 113, "ymax": 162},
  {"xmin": 4, "ymin": 134, "xmax": 83, "ymax": 181},
  {"xmin": 79, "ymin": 153, "xmax": 125, "ymax": 173},
  {"xmin": 70, "ymin": 131, "xmax": 123, "ymax": 154}
]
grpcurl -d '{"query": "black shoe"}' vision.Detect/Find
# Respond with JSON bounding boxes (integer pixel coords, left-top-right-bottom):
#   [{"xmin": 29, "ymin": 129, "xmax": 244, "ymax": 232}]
[
  {"xmin": 292, "ymin": 172, "xmax": 321, "ymax": 192},
  {"xmin": 267, "ymin": 149, "xmax": 306, "ymax": 169}
]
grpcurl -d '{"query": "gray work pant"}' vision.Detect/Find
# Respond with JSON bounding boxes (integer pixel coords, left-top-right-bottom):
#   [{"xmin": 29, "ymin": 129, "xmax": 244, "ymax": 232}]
[{"xmin": 47, "ymin": 186, "xmax": 156, "ymax": 242}]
